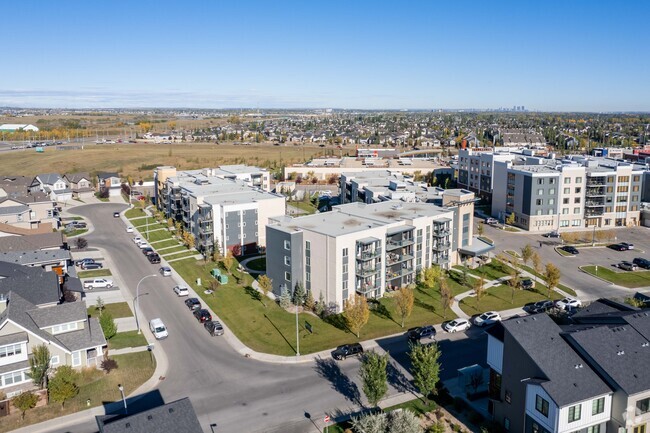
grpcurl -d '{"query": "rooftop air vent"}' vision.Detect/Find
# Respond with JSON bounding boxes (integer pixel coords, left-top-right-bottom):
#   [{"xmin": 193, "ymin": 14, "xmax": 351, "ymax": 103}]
[
  {"xmin": 617, "ymin": 350, "xmax": 625, "ymax": 356},
  {"xmin": 642, "ymin": 342, "xmax": 649, "ymax": 348}
]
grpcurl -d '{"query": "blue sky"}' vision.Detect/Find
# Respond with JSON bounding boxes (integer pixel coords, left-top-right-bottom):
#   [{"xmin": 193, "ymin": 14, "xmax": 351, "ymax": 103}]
[{"xmin": 0, "ymin": 1, "xmax": 648, "ymax": 111}]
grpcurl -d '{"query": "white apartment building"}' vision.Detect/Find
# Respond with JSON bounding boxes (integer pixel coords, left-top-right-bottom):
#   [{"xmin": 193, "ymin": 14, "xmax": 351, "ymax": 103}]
[{"xmin": 456, "ymin": 147, "xmax": 518, "ymax": 201}]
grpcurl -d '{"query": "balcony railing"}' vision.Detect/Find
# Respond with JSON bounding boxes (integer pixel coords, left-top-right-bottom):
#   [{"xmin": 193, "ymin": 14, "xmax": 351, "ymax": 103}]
[
  {"xmin": 432, "ymin": 229, "xmax": 450, "ymax": 238},
  {"xmin": 386, "ymin": 253, "xmax": 413, "ymax": 266},
  {"xmin": 433, "ymin": 255, "xmax": 450, "ymax": 265},
  {"xmin": 356, "ymin": 284, "xmax": 381, "ymax": 295},
  {"xmin": 432, "ymin": 242, "xmax": 451, "ymax": 252},
  {"xmin": 356, "ymin": 250, "xmax": 382, "ymax": 261},
  {"xmin": 386, "ymin": 267, "xmax": 415, "ymax": 280},
  {"xmin": 585, "ymin": 201, "xmax": 605, "ymax": 207},
  {"xmin": 199, "ymin": 225, "xmax": 214, "ymax": 234},
  {"xmin": 386, "ymin": 239, "xmax": 414, "ymax": 250},
  {"xmin": 356, "ymin": 265, "xmax": 382, "ymax": 277}
]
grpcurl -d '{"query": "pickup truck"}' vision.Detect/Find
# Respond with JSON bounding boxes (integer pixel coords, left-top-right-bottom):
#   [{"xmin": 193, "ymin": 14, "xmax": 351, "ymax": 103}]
[{"xmin": 83, "ymin": 278, "xmax": 114, "ymax": 290}]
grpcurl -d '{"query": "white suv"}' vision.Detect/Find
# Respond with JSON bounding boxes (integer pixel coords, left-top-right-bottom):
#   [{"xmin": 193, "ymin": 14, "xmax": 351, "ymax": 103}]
[
  {"xmin": 83, "ymin": 278, "xmax": 114, "ymax": 290},
  {"xmin": 173, "ymin": 285, "xmax": 189, "ymax": 297},
  {"xmin": 149, "ymin": 318, "xmax": 168, "ymax": 339}
]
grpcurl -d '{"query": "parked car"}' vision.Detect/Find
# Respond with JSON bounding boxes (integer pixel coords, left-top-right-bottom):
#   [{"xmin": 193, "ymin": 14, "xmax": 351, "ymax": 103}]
[
  {"xmin": 543, "ymin": 231, "xmax": 560, "ymax": 238},
  {"xmin": 528, "ymin": 299, "xmax": 554, "ymax": 314},
  {"xmin": 560, "ymin": 246, "xmax": 579, "ymax": 255},
  {"xmin": 184, "ymin": 298, "xmax": 201, "ymax": 311},
  {"xmin": 193, "ymin": 309, "xmax": 212, "ymax": 323},
  {"xmin": 148, "ymin": 253, "xmax": 161, "ymax": 264},
  {"xmin": 609, "ymin": 243, "xmax": 629, "ymax": 251},
  {"xmin": 141, "ymin": 247, "xmax": 154, "ymax": 255},
  {"xmin": 75, "ymin": 258, "xmax": 95, "ymax": 267},
  {"xmin": 407, "ymin": 325, "xmax": 436, "ymax": 342},
  {"xmin": 443, "ymin": 318, "xmax": 471, "ymax": 333},
  {"xmin": 133, "ymin": 236, "xmax": 143, "ymax": 244},
  {"xmin": 618, "ymin": 261, "xmax": 638, "ymax": 271},
  {"xmin": 149, "ymin": 318, "xmax": 168, "ymax": 339},
  {"xmin": 632, "ymin": 258, "xmax": 650, "ymax": 269},
  {"xmin": 66, "ymin": 221, "xmax": 87, "ymax": 229},
  {"xmin": 331, "ymin": 343, "xmax": 364, "ymax": 361},
  {"xmin": 159, "ymin": 266, "xmax": 172, "ymax": 276},
  {"xmin": 204, "ymin": 320, "xmax": 224, "ymax": 336},
  {"xmin": 81, "ymin": 262, "xmax": 103, "ymax": 270},
  {"xmin": 474, "ymin": 311, "xmax": 502, "ymax": 327},
  {"xmin": 555, "ymin": 297, "xmax": 582, "ymax": 310},
  {"xmin": 620, "ymin": 242, "xmax": 634, "ymax": 250},
  {"xmin": 83, "ymin": 278, "xmax": 113, "ymax": 290},
  {"xmin": 137, "ymin": 241, "xmax": 149, "ymax": 249},
  {"xmin": 126, "ymin": 226, "xmax": 134, "ymax": 233},
  {"xmin": 113, "ymin": 212, "xmax": 120, "ymax": 218},
  {"xmin": 485, "ymin": 217, "xmax": 499, "ymax": 226},
  {"xmin": 173, "ymin": 285, "xmax": 189, "ymax": 296},
  {"xmin": 520, "ymin": 278, "xmax": 535, "ymax": 290}
]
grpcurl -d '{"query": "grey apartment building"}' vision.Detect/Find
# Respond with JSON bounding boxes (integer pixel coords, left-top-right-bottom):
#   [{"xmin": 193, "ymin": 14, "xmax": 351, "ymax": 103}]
[{"xmin": 456, "ymin": 148, "xmax": 518, "ymax": 201}]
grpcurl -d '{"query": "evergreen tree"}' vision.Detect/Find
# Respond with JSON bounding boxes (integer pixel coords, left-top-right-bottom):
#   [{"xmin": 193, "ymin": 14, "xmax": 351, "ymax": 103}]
[
  {"xmin": 292, "ymin": 282, "xmax": 306, "ymax": 306},
  {"xmin": 100, "ymin": 312, "xmax": 118, "ymax": 340},
  {"xmin": 279, "ymin": 286, "xmax": 292, "ymax": 309}
]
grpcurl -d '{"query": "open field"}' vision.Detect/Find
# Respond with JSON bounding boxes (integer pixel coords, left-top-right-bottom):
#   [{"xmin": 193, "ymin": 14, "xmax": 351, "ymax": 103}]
[
  {"xmin": 581, "ymin": 265, "xmax": 650, "ymax": 288},
  {"xmin": 0, "ymin": 143, "xmax": 328, "ymax": 180},
  {"xmin": 459, "ymin": 284, "xmax": 554, "ymax": 316},
  {"xmin": 108, "ymin": 331, "xmax": 148, "ymax": 350}
]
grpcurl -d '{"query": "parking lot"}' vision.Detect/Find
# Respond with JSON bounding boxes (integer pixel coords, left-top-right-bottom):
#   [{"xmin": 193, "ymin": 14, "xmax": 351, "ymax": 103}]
[{"xmin": 483, "ymin": 224, "xmax": 650, "ymax": 300}]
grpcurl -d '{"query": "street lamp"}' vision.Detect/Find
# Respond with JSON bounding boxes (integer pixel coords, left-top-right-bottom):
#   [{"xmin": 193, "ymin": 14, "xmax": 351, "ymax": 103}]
[
  {"xmin": 117, "ymin": 383, "xmax": 127, "ymax": 414},
  {"xmin": 135, "ymin": 275, "xmax": 157, "ymax": 334}
]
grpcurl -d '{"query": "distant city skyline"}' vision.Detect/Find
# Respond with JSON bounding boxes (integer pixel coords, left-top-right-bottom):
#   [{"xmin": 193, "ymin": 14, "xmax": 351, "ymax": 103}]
[{"xmin": 1, "ymin": 1, "xmax": 649, "ymax": 112}]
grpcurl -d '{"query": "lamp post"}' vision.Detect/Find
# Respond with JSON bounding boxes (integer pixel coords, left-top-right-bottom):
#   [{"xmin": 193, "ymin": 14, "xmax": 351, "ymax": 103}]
[
  {"xmin": 295, "ymin": 301, "xmax": 300, "ymax": 357},
  {"xmin": 117, "ymin": 383, "xmax": 127, "ymax": 414},
  {"xmin": 135, "ymin": 275, "xmax": 157, "ymax": 334}
]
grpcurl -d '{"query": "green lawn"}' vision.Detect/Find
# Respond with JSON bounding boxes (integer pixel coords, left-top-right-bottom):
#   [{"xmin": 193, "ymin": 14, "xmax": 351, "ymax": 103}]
[
  {"xmin": 0, "ymin": 352, "xmax": 155, "ymax": 433},
  {"xmin": 87, "ymin": 302, "xmax": 133, "ymax": 319},
  {"xmin": 108, "ymin": 331, "xmax": 148, "ymax": 350},
  {"xmin": 149, "ymin": 239, "xmax": 181, "ymax": 249},
  {"xmin": 159, "ymin": 245, "xmax": 189, "ymax": 256},
  {"xmin": 519, "ymin": 265, "xmax": 577, "ymax": 296},
  {"xmin": 163, "ymin": 250, "xmax": 198, "ymax": 261},
  {"xmin": 246, "ymin": 257, "xmax": 266, "ymax": 271},
  {"xmin": 134, "ymin": 217, "xmax": 166, "ymax": 229},
  {"xmin": 78, "ymin": 269, "xmax": 112, "ymax": 278},
  {"xmin": 125, "ymin": 207, "xmax": 147, "ymax": 219},
  {"xmin": 460, "ymin": 284, "xmax": 551, "ymax": 316},
  {"xmin": 141, "ymin": 229, "xmax": 174, "ymax": 243},
  {"xmin": 289, "ymin": 200, "xmax": 318, "ymax": 214},
  {"xmin": 457, "ymin": 260, "xmax": 513, "ymax": 281},
  {"xmin": 65, "ymin": 228, "xmax": 88, "ymax": 237},
  {"xmin": 581, "ymin": 265, "xmax": 650, "ymax": 288},
  {"xmin": 169, "ymin": 258, "xmax": 461, "ymax": 356}
]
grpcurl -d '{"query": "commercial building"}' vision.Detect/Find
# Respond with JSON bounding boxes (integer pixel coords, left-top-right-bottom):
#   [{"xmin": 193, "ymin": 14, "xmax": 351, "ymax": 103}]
[
  {"xmin": 266, "ymin": 190, "xmax": 491, "ymax": 310},
  {"xmin": 154, "ymin": 166, "xmax": 283, "ymax": 256}
]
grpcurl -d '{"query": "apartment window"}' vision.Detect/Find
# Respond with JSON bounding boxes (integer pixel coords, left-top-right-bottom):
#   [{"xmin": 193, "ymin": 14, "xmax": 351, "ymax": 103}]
[
  {"xmin": 504, "ymin": 418, "xmax": 510, "ymax": 431},
  {"xmin": 284, "ymin": 240, "xmax": 291, "ymax": 250},
  {"xmin": 342, "ymin": 264, "xmax": 348, "ymax": 274},
  {"xmin": 588, "ymin": 426, "xmax": 601, "ymax": 433},
  {"xmin": 284, "ymin": 256, "xmax": 291, "ymax": 266},
  {"xmin": 549, "ymin": 178, "xmax": 556, "ymax": 184},
  {"xmin": 573, "ymin": 219, "xmax": 581, "ymax": 226},
  {"xmin": 576, "ymin": 177, "xmax": 582, "ymax": 183},
  {"xmin": 574, "ymin": 207, "xmax": 581, "ymax": 214},
  {"xmin": 607, "ymin": 176, "xmax": 615, "ymax": 182},
  {"xmin": 306, "ymin": 272, "xmax": 310, "ymax": 282},
  {"xmin": 342, "ymin": 248, "xmax": 348, "ymax": 257},
  {"xmin": 548, "ymin": 198, "xmax": 555, "ymax": 205},
  {"xmin": 606, "ymin": 186, "xmax": 613, "ymax": 193},
  {"xmin": 617, "ymin": 185, "xmax": 629, "ymax": 193},
  {"xmin": 568, "ymin": 404, "xmax": 581, "ymax": 422},
  {"xmin": 71, "ymin": 351, "xmax": 81, "ymax": 367},
  {"xmin": 632, "ymin": 185, "xmax": 640, "ymax": 192},
  {"xmin": 618, "ymin": 176, "xmax": 629, "ymax": 182},
  {"xmin": 636, "ymin": 397, "xmax": 650, "ymax": 415},
  {"xmin": 563, "ymin": 198, "xmax": 569, "ymax": 204},
  {"xmin": 574, "ymin": 197, "xmax": 581, "ymax": 204},
  {"xmin": 537, "ymin": 178, "xmax": 544, "ymax": 185},
  {"xmin": 532, "ymin": 422, "xmax": 541, "ymax": 433},
  {"xmin": 564, "ymin": 177, "xmax": 571, "ymax": 184},
  {"xmin": 575, "ymin": 187, "xmax": 581, "ymax": 194},
  {"xmin": 284, "ymin": 272, "xmax": 291, "ymax": 281},
  {"xmin": 536, "ymin": 199, "xmax": 543, "ymax": 206},
  {"xmin": 505, "ymin": 390, "xmax": 511, "ymax": 404},
  {"xmin": 0, "ymin": 343, "xmax": 22, "ymax": 358},
  {"xmin": 51, "ymin": 322, "xmax": 79, "ymax": 335},
  {"xmin": 50, "ymin": 355, "xmax": 60, "ymax": 366},
  {"xmin": 536, "ymin": 395, "xmax": 549, "ymax": 417},
  {"xmin": 537, "ymin": 189, "xmax": 544, "ymax": 196},
  {"xmin": 633, "ymin": 426, "xmax": 646, "ymax": 433},
  {"xmin": 633, "ymin": 175, "xmax": 640, "ymax": 182},
  {"xmin": 563, "ymin": 188, "xmax": 570, "ymax": 194},
  {"xmin": 47, "ymin": 209, "xmax": 54, "ymax": 218},
  {"xmin": 305, "ymin": 241, "xmax": 311, "ymax": 251},
  {"xmin": 1, "ymin": 371, "xmax": 27, "ymax": 387},
  {"xmin": 306, "ymin": 257, "xmax": 311, "ymax": 266},
  {"xmin": 592, "ymin": 397, "xmax": 605, "ymax": 415},
  {"xmin": 560, "ymin": 220, "xmax": 569, "ymax": 227},
  {"xmin": 562, "ymin": 209, "xmax": 569, "ymax": 215}
]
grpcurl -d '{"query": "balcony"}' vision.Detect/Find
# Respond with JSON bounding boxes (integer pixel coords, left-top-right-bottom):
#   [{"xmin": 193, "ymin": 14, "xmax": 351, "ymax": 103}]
[
  {"xmin": 432, "ymin": 229, "xmax": 450, "ymax": 238},
  {"xmin": 386, "ymin": 252, "xmax": 413, "ymax": 266},
  {"xmin": 586, "ymin": 179, "xmax": 606, "ymax": 187},
  {"xmin": 356, "ymin": 265, "xmax": 382, "ymax": 277},
  {"xmin": 432, "ymin": 242, "xmax": 451, "ymax": 252},
  {"xmin": 356, "ymin": 284, "xmax": 381, "ymax": 295},
  {"xmin": 199, "ymin": 224, "xmax": 213, "ymax": 235},
  {"xmin": 433, "ymin": 255, "xmax": 450, "ymax": 265},
  {"xmin": 198, "ymin": 236, "xmax": 214, "ymax": 247},
  {"xmin": 585, "ymin": 201, "xmax": 605, "ymax": 207},
  {"xmin": 386, "ymin": 239, "xmax": 414, "ymax": 250},
  {"xmin": 356, "ymin": 249, "xmax": 382, "ymax": 261},
  {"xmin": 386, "ymin": 267, "xmax": 415, "ymax": 280}
]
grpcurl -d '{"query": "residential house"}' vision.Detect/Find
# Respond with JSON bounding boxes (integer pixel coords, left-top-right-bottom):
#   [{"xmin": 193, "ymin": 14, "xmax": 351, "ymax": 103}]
[
  {"xmin": 0, "ymin": 232, "xmax": 65, "ymax": 252},
  {"xmin": 95, "ymin": 397, "xmax": 203, "ymax": 433},
  {"xmin": 35, "ymin": 173, "xmax": 72, "ymax": 203},
  {"xmin": 97, "ymin": 172, "xmax": 122, "ymax": 197},
  {"xmin": 0, "ymin": 191, "xmax": 59, "ymax": 235},
  {"xmin": 63, "ymin": 173, "xmax": 94, "ymax": 200},
  {"xmin": 0, "ymin": 262, "xmax": 61, "ymax": 307}
]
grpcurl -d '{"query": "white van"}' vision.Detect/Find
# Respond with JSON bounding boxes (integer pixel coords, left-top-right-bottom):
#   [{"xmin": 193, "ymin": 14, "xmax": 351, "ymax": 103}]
[{"xmin": 149, "ymin": 318, "xmax": 168, "ymax": 340}]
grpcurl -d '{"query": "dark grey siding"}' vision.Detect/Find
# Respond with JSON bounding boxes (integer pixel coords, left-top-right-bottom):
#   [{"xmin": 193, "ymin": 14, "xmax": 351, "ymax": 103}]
[
  {"xmin": 241, "ymin": 209, "xmax": 258, "ymax": 253},
  {"xmin": 225, "ymin": 211, "xmax": 240, "ymax": 249},
  {"xmin": 523, "ymin": 176, "xmax": 532, "ymax": 215},
  {"xmin": 264, "ymin": 226, "xmax": 303, "ymax": 297}
]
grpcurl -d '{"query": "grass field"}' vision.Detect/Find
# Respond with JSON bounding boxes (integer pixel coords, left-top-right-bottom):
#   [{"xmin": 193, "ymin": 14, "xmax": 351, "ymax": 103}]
[
  {"xmin": 581, "ymin": 265, "xmax": 650, "ymax": 288},
  {"xmin": 0, "ymin": 352, "xmax": 155, "ymax": 433},
  {"xmin": 456, "ymin": 260, "xmax": 512, "ymax": 281},
  {"xmin": 87, "ymin": 301, "xmax": 133, "ymax": 319},
  {"xmin": 246, "ymin": 257, "xmax": 266, "ymax": 271},
  {"xmin": 141, "ymin": 229, "xmax": 174, "ymax": 243},
  {"xmin": 78, "ymin": 269, "xmax": 112, "ymax": 278},
  {"xmin": 149, "ymin": 239, "xmax": 181, "ymax": 249},
  {"xmin": 158, "ymin": 245, "xmax": 189, "ymax": 256},
  {"xmin": 0, "ymin": 143, "xmax": 328, "ymax": 180},
  {"xmin": 133, "ymin": 217, "xmax": 164, "ymax": 229},
  {"xmin": 288, "ymin": 200, "xmax": 318, "ymax": 215},
  {"xmin": 163, "ymin": 251, "xmax": 198, "ymax": 261},
  {"xmin": 125, "ymin": 207, "xmax": 147, "ymax": 218},
  {"xmin": 169, "ymin": 258, "xmax": 465, "ymax": 356},
  {"xmin": 460, "ymin": 284, "xmax": 552, "ymax": 316},
  {"xmin": 108, "ymin": 331, "xmax": 148, "ymax": 350}
]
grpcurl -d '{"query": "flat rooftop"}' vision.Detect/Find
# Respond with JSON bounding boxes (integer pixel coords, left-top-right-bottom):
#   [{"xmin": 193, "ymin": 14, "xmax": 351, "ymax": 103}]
[{"xmin": 271, "ymin": 211, "xmax": 385, "ymax": 237}]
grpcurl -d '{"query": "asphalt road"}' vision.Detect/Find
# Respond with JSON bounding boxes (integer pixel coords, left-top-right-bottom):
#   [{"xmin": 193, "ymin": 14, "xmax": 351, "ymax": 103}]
[{"xmin": 48, "ymin": 203, "xmax": 485, "ymax": 433}]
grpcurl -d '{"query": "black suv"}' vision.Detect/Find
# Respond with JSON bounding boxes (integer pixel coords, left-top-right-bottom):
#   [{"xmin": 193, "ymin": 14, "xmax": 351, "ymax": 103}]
[
  {"xmin": 81, "ymin": 262, "xmax": 103, "ymax": 270},
  {"xmin": 633, "ymin": 257, "xmax": 650, "ymax": 269},
  {"xmin": 520, "ymin": 278, "xmax": 535, "ymax": 290},
  {"xmin": 142, "ymin": 247, "xmax": 154, "ymax": 255},
  {"xmin": 193, "ymin": 309, "xmax": 212, "ymax": 323},
  {"xmin": 331, "ymin": 343, "xmax": 364, "ymax": 360},
  {"xmin": 407, "ymin": 325, "xmax": 436, "ymax": 343},
  {"xmin": 184, "ymin": 298, "xmax": 201, "ymax": 311},
  {"xmin": 560, "ymin": 246, "xmax": 579, "ymax": 255},
  {"xmin": 148, "ymin": 254, "xmax": 161, "ymax": 264}
]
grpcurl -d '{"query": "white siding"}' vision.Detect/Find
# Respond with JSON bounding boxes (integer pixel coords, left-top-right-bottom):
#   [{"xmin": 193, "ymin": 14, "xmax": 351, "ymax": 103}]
[
  {"xmin": 486, "ymin": 334, "xmax": 503, "ymax": 374},
  {"xmin": 557, "ymin": 393, "xmax": 611, "ymax": 432},
  {"xmin": 526, "ymin": 384, "xmax": 559, "ymax": 433}
]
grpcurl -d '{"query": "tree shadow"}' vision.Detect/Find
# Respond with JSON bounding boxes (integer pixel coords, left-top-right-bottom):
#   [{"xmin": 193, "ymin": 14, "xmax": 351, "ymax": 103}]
[
  {"xmin": 244, "ymin": 285, "xmax": 261, "ymax": 302},
  {"xmin": 369, "ymin": 300, "xmax": 398, "ymax": 326},
  {"xmin": 314, "ymin": 357, "xmax": 361, "ymax": 406},
  {"xmin": 386, "ymin": 361, "xmax": 415, "ymax": 394},
  {"xmin": 323, "ymin": 313, "xmax": 350, "ymax": 333},
  {"xmin": 414, "ymin": 298, "xmax": 436, "ymax": 313}
]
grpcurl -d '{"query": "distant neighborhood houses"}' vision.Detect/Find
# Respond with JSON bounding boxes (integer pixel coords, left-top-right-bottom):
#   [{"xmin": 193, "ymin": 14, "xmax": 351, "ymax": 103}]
[{"xmin": 0, "ymin": 123, "xmax": 39, "ymax": 132}]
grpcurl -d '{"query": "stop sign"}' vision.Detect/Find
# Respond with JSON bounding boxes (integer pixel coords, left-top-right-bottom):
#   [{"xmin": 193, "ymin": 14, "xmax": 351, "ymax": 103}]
[{"xmin": 324, "ymin": 415, "xmax": 330, "ymax": 423}]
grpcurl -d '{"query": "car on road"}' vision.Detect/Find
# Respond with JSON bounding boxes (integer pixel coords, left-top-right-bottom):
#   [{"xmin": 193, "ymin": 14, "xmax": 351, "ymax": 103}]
[
  {"xmin": 66, "ymin": 221, "xmax": 87, "ymax": 229},
  {"xmin": 141, "ymin": 247, "xmax": 154, "ymax": 255},
  {"xmin": 126, "ymin": 226, "xmax": 134, "ymax": 233},
  {"xmin": 137, "ymin": 241, "xmax": 149, "ymax": 249},
  {"xmin": 620, "ymin": 242, "xmax": 634, "ymax": 250},
  {"xmin": 184, "ymin": 298, "xmax": 201, "ymax": 311},
  {"xmin": 633, "ymin": 258, "xmax": 650, "ymax": 269},
  {"xmin": 520, "ymin": 278, "xmax": 535, "ymax": 290},
  {"xmin": 331, "ymin": 343, "xmax": 364, "ymax": 361},
  {"xmin": 485, "ymin": 218, "xmax": 499, "ymax": 226},
  {"xmin": 443, "ymin": 318, "xmax": 471, "ymax": 333},
  {"xmin": 75, "ymin": 258, "xmax": 96, "ymax": 267},
  {"xmin": 555, "ymin": 297, "xmax": 582, "ymax": 310},
  {"xmin": 159, "ymin": 266, "xmax": 172, "ymax": 276},
  {"xmin": 618, "ymin": 261, "xmax": 638, "ymax": 271},
  {"xmin": 473, "ymin": 311, "xmax": 502, "ymax": 327},
  {"xmin": 193, "ymin": 309, "xmax": 212, "ymax": 323},
  {"xmin": 113, "ymin": 212, "xmax": 120, "ymax": 218},
  {"xmin": 81, "ymin": 262, "xmax": 103, "ymax": 270},
  {"xmin": 527, "ymin": 299, "xmax": 554, "ymax": 314},
  {"xmin": 173, "ymin": 285, "xmax": 189, "ymax": 296},
  {"xmin": 148, "ymin": 253, "xmax": 161, "ymax": 264},
  {"xmin": 543, "ymin": 231, "xmax": 560, "ymax": 238},
  {"xmin": 149, "ymin": 318, "xmax": 168, "ymax": 340},
  {"xmin": 133, "ymin": 236, "xmax": 143, "ymax": 244},
  {"xmin": 609, "ymin": 243, "xmax": 629, "ymax": 251},
  {"xmin": 407, "ymin": 325, "xmax": 436, "ymax": 342},
  {"xmin": 560, "ymin": 246, "xmax": 579, "ymax": 255},
  {"xmin": 83, "ymin": 278, "xmax": 113, "ymax": 290},
  {"xmin": 204, "ymin": 320, "xmax": 224, "ymax": 336}
]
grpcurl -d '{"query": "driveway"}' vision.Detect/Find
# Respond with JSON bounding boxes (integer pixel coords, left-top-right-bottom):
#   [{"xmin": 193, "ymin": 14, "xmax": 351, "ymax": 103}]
[{"xmin": 482, "ymin": 224, "xmax": 650, "ymax": 300}]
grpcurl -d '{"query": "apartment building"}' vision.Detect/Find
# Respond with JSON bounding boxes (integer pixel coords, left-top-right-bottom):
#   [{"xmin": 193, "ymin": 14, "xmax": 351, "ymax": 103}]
[
  {"xmin": 340, "ymin": 170, "xmax": 448, "ymax": 205},
  {"xmin": 492, "ymin": 157, "xmax": 645, "ymax": 231},
  {"xmin": 456, "ymin": 148, "xmax": 518, "ymax": 201},
  {"xmin": 155, "ymin": 167, "xmax": 284, "ymax": 256},
  {"xmin": 266, "ymin": 192, "xmax": 490, "ymax": 310},
  {"xmin": 487, "ymin": 302, "xmax": 650, "ymax": 433}
]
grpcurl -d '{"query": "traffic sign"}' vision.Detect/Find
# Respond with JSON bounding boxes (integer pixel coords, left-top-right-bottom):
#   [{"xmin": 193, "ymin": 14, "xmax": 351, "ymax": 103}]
[{"xmin": 324, "ymin": 415, "xmax": 330, "ymax": 423}]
